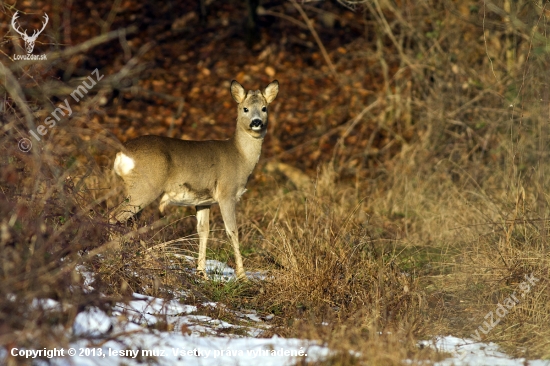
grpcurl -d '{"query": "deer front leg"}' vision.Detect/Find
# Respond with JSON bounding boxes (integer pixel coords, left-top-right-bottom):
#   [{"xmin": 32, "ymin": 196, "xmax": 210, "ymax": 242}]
[
  {"xmin": 196, "ymin": 205, "xmax": 211, "ymax": 278},
  {"xmin": 219, "ymin": 199, "xmax": 246, "ymax": 279}
]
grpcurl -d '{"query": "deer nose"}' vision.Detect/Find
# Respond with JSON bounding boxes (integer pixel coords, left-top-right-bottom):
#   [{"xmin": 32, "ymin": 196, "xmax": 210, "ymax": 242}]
[{"xmin": 250, "ymin": 119, "xmax": 263, "ymax": 129}]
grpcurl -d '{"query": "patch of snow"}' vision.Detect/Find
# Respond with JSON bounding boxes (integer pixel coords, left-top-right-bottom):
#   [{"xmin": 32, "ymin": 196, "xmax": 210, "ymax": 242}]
[
  {"xmin": 113, "ymin": 293, "xmax": 199, "ymax": 332},
  {"xmin": 123, "ymin": 293, "xmax": 198, "ymax": 316},
  {"xmin": 5, "ymin": 305, "xmax": 550, "ymax": 366},
  {"xmin": 111, "ymin": 293, "xmax": 263, "ymax": 338},
  {"xmin": 172, "ymin": 255, "xmax": 266, "ymax": 281},
  {"xmin": 52, "ymin": 333, "xmax": 328, "ymax": 366},
  {"xmin": 31, "ymin": 298, "xmax": 63, "ymax": 311},
  {"xmin": 6, "ymin": 260, "xmax": 549, "ymax": 366},
  {"xmin": 75, "ymin": 265, "xmax": 95, "ymax": 293},
  {"xmin": 1, "ymin": 286, "xmax": 327, "ymax": 366},
  {"xmin": 205, "ymin": 259, "xmax": 236, "ymax": 281},
  {"xmin": 202, "ymin": 302, "xmax": 218, "ymax": 308},
  {"xmin": 73, "ymin": 307, "xmax": 112, "ymax": 337},
  {"xmin": 12, "ymin": 293, "xmax": 326, "ymax": 365},
  {"xmin": 237, "ymin": 311, "xmax": 262, "ymax": 323},
  {"xmin": 419, "ymin": 336, "xmax": 550, "ymax": 366}
]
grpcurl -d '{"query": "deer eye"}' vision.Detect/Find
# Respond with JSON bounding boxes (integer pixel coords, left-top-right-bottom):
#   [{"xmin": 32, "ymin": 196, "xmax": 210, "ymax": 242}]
[
  {"xmin": 262, "ymin": 107, "xmax": 267, "ymax": 112},
  {"xmin": 243, "ymin": 108, "xmax": 249, "ymax": 113}
]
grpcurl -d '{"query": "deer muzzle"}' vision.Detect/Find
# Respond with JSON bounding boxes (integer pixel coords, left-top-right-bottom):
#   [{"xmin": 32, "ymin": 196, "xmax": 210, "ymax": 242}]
[{"xmin": 250, "ymin": 118, "xmax": 263, "ymax": 131}]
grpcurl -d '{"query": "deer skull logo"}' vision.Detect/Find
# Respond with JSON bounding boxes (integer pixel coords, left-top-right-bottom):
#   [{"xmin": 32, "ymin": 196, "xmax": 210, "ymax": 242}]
[{"xmin": 11, "ymin": 11, "xmax": 48, "ymax": 54}]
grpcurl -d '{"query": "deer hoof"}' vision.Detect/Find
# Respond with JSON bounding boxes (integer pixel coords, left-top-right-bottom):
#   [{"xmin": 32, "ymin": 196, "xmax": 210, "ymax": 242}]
[
  {"xmin": 196, "ymin": 269, "xmax": 208, "ymax": 280},
  {"xmin": 235, "ymin": 270, "xmax": 247, "ymax": 281}
]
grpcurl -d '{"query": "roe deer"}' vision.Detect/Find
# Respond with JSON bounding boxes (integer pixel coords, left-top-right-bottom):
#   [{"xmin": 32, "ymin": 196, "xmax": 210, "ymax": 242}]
[{"xmin": 110, "ymin": 80, "xmax": 279, "ymax": 279}]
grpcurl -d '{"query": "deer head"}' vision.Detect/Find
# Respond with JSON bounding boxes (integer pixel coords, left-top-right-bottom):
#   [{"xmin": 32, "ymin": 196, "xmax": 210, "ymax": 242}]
[{"xmin": 11, "ymin": 11, "xmax": 48, "ymax": 54}]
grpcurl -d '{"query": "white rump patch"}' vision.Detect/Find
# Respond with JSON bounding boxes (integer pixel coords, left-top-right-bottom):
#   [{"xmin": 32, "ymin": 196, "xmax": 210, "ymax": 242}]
[{"xmin": 113, "ymin": 152, "xmax": 135, "ymax": 176}]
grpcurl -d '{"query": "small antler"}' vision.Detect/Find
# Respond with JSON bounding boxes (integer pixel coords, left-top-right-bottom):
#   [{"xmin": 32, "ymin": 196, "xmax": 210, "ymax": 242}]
[
  {"xmin": 11, "ymin": 11, "xmax": 28, "ymax": 38},
  {"xmin": 29, "ymin": 13, "xmax": 48, "ymax": 39}
]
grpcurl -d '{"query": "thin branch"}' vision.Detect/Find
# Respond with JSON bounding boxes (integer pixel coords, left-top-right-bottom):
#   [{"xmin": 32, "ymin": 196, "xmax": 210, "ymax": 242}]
[
  {"xmin": 0, "ymin": 63, "xmax": 39, "ymax": 154},
  {"xmin": 483, "ymin": 1, "xmax": 499, "ymax": 82},
  {"xmin": 266, "ymin": 98, "xmax": 381, "ymax": 161},
  {"xmin": 366, "ymin": 0, "xmax": 413, "ymax": 70},
  {"xmin": 289, "ymin": 0, "xmax": 338, "ymax": 78},
  {"xmin": 257, "ymin": 7, "xmax": 309, "ymax": 29}
]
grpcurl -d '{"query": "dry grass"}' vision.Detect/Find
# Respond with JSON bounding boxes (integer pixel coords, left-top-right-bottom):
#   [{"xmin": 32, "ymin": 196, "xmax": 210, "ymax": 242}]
[{"xmin": 2, "ymin": 0, "xmax": 550, "ymax": 364}]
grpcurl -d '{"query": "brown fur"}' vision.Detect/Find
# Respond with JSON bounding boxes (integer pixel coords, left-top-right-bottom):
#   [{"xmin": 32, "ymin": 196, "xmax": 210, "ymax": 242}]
[{"xmin": 111, "ymin": 80, "xmax": 279, "ymax": 279}]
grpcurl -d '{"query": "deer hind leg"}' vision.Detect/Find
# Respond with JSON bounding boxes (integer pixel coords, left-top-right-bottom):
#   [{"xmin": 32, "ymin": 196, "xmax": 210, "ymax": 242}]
[
  {"xmin": 219, "ymin": 199, "xmax": 246, "ymax": 279},
  {"xmin": 110, "ymin": 181, "xmax": 163, "ymax": 224},
  {"xmin": 196, "ymin": 205, "xmax": 211, "ymax": 278}
]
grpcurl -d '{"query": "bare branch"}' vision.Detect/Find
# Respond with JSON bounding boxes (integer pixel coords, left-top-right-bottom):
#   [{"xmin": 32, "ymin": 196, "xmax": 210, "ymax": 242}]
[{"xmin": 289, "ymin": 0, "xmax": 338, "ymax": 79}]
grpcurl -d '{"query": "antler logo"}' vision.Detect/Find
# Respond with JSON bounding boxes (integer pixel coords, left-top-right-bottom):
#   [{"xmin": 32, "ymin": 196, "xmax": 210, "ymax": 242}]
[{"xmin": 11, "ymin": 11, "xmax": 49, "ymax": 54}]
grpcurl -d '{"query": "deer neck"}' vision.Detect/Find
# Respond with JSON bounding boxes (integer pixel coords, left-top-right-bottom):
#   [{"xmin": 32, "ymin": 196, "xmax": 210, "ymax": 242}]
[{"xmin": 231, "ymin": 122, "xmax": 264, "ymax": 172}]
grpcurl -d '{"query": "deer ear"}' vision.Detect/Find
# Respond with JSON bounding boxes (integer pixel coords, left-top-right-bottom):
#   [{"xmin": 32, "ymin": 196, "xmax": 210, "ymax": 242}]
[
  {"xmin": 230, "ymin": 80, "xmax": 246, "ymax": 104},
  {"xmin": 263, "ymin": 80, "xmax": 279, "ymax": 104}
]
